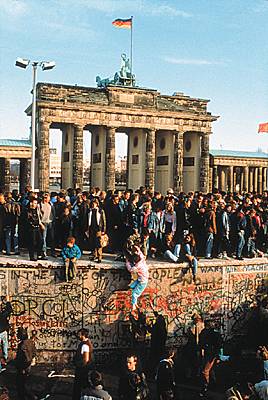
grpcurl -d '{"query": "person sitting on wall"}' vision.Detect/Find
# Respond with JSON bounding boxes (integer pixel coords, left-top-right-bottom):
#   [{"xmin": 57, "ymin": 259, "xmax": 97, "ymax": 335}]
[
  {"xmin": 179, "ymin": 233, "xmax": 198, "ymax": 283},
  {"xmin": 163, "ymin": 233, "xmax": 181, "ymax": 263},
  {"xmin": 62, "ymin": 236, "xmax": 81, "ymax": 282}
]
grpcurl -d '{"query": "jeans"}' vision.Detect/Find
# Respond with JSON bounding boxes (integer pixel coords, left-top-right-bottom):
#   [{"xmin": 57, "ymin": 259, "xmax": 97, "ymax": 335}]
[
  {"xmin": 184, "ymin": 243, "xmax": 198, "ymax": 276},
  {"xmin": 0, "ymin": 331, "xmax": 8, "ymax": 368},
  {"xmin": 129, "ymin": 280, "xmax": 147, "ymax": 306},
  {"xmin": 42, "ymin": 222, "xmax": 55, "ymax": 255},
  {"xmin": 206, "ymin": 233, "xmax": 214, "ymax": 257},
  {"xmin": 65, "ymin": 258, "xmax": 77, "ymax": 282},
  {"xmin": 191, "ymin": 257, "xmax": 198, "ymax": 275},
  {"xmin": 4, "ymin": 227, "xmax": 12, "ymax": 255},
  {"xmin": 4, "ymin": 225, "xmax": 19, "ymax": 255},
  {"xmin": 164, "ymin": 244, "xmax": 181, "ymax": 263},
  {"xmin": 236, "ymin": 230, "xmax": 245, "ymax": 257},
  {"xmin": 247, "ymin": 237, "xmax": 256, "ymax": 256}
]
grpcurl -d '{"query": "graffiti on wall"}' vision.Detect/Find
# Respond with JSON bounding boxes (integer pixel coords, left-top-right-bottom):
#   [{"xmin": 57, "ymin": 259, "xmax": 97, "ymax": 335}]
[{"xmin": 0, "ymin": 261, "xmax": 267, "ymax": 353}]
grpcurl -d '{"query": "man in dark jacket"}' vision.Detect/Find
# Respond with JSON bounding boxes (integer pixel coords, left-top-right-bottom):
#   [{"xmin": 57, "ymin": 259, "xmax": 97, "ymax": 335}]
[
  {"xmin": 0, "ymin": 296, "xmax": 13, "ymax": 371},
  {"xmin": 15, "ymin": 327, "xmax": 36, "ymax": 400},
  {"xmin": 26, "ymin": 198, "xmax": 43, "ymax": 261},
  {"xmin": 156, "ymin": 348, "xmax": 176, "ymax": 400},
  {"xmin": 118, "ymin": 353, "xmax": 149, "ymax": 400},
  {"xmin": 199, "ymin": 320, "xmax": 223, "ymax": 396},
  {"xmin": 147, "ymin": 312, "xmax": 167, "ymax": 374}
]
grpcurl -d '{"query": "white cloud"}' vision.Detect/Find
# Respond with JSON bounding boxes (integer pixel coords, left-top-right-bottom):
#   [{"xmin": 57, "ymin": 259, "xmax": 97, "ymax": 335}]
[
  {"xmin": 0, "ymin": 0, "xmax": 28, "ymax": 17},
  {"xmin": 69, "ymin": 0, "xmax": 192, "ymax": 18},
  {"xmin": 251, "ymin": 0, "xmax": 268, "ymax": 13},
  {"xmin": 164, "ymin": 56, "xmax": 225, "ymax": 66},
  {"xmin": 46, "ymin": 21, "xmax": 96, "ymax": 38},
  {"xmin": 148, "ymin": 4, "xmax": 192, "ymax": 18}
]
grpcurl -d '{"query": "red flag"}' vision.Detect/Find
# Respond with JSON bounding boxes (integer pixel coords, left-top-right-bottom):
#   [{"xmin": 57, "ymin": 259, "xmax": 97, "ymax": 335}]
[
  {"xmin": 258, "ymin": 122, "xmax": 268, "ymax": 133},
  {"xmin": 112, "ymin": 18, "xmax": 132, "ymax": 29}
]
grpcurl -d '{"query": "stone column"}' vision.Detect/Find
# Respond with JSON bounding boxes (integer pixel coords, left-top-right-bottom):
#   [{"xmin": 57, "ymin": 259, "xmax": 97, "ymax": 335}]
[
  {"xmin": 233, "ymin": 169, "xmax": 237, "ymax": 191},
  {"xmin": 249, "ymin": 168, "xmax": 253, "ymax": 192},
  {"xmin": 105, "ymin": 127, "xmax": 116, "ymax": 191},
  {"xmin": 258, "ymin": 167, "xmax": 263, "ymax": 193},
  {"xmin": 0, "ymin": 158, "xmax": 4, "ymax": 190},
  {"xmin": 173, "ymin": 131, "xmax": 183, "ymax": 193},
  {"xmin": 199, "ymin": 133, "xmax": 210, "ymax": 193},
  {"xmin": 220, "ymin": 168, "xmax": 225, "ymax": 191},
  {"xmin": 73, "ymin": 124, "xmax": 84, "ymax": 189},
  {"xmin": 38, "ymin": 121, "xmax": 50, "ymax": 192},
  {"xmin": 19, "ymin": 159, "xmax": 30, "ymax": 193},
  {"xmin": 240, "ymin": 168, "xmax": 244, "ymax": 193},
  {"xmin": 263, "ymin": 168, "xmax": 267, "ymax": 191},
  {"xmin": 213, "ymin": 166, "xmax": 219, "ymax": 190},
  {"xmin": 254, "ymin": 167, "xmax": 258, "ymax": 192},
  {"xmin": 4, "ymin": 158, "xmax": 11, "ymax": 192},
  {"xmin": 145, "ymin": 129, "xmax": 156, "ymax": 190},
  {"xmin": 229, "ymin": 166, "xmax": 233, "ymax": 192},
  {"xmin": 244, "ymin": 166, "xmax": 249, "ymax": 192}
]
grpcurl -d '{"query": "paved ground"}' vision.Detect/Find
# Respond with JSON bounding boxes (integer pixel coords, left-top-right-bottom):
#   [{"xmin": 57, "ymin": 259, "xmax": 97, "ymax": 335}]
[{"xmin": 0, "ymin": 364, "xmax": 226, "ymax": 400}]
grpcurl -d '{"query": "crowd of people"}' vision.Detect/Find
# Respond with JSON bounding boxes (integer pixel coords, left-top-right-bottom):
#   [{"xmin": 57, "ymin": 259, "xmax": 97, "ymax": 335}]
[
  {"xmin": 1, "ymin": 185, "xmax": 268, "ymax": 268},
  {"xmin": 0, "ymin": 185, "xmax": 268, "ymax": 399},
  {"xmin": 0, "ymin": 294, "xmax": 267, "ymax": 399}
]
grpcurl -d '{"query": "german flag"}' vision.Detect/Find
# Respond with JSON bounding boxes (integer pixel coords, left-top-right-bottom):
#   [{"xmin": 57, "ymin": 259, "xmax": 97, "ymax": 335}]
[
  {"xmin": 258, "ymin": 122, "xmax": 268, "ymax": 133},
  {"xmin": 112, "ymin": 18, "xmax": 132, "ymax": 29}
]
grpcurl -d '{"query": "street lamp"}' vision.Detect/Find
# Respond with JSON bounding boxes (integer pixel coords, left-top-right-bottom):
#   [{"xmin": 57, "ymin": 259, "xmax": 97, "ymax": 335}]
[{"xmin": 15, "ymin": 58, "xmax": 55, "ymax": 191}]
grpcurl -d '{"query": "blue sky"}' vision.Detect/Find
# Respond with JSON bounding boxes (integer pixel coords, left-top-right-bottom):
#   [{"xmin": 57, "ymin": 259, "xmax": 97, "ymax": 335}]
[{"xmin": 0, "ymin": 0, "xmax": 268, "ymax": 157}]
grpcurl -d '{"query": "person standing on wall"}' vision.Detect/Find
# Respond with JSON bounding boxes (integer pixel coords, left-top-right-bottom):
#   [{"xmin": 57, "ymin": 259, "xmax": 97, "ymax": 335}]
[
  {"xmin": 72, "ymin": 328, "xmax": 93, "ymax": 400},
  {"xmin": 0, "ymin": 296, "xmax": 12, "ymax": 373},
  {"xmin": 40, "ymin": 193, "xmax": 56, "ymax": 258},
  {"xmin": 87, "ymin": 198, "xmax": 106, "ymax": 263},
  {"xmin": 25, "ymin": 197, "xmax": 44, "ymax": 261}
]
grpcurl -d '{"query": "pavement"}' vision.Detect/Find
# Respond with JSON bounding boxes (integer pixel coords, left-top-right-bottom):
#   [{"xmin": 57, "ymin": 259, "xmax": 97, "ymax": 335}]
[{"xmin": 0, "ymin": 364, "xmax": 226, "ymax": 400}]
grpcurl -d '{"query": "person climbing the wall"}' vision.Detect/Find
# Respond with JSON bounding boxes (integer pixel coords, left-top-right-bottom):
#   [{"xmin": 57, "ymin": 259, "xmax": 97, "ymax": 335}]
[{"xmin": 125, "ymin": 235, "xmax": 149, "ymax": 311}]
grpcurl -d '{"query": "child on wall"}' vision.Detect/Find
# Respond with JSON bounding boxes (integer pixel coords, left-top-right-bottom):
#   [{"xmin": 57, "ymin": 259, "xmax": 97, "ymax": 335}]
[
  {"xmin": 62, "ymin": 236, "xmax": 81, "ymax": 282},
  {"xmin": 125, "ymin": 236, "xmax": 149, "ymax": 311}
]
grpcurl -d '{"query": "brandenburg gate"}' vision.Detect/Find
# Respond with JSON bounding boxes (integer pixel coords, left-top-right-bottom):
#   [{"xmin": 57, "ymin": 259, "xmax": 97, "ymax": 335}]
[{"xmin": 27, "ymin": 83, "xmax": 219, "ymax": 193}]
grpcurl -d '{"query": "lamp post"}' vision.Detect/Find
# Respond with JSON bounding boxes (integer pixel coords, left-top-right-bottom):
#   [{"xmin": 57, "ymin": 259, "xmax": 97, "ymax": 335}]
[{"xmin": 15, "ymin": 58, "xmax": 55, "ymax": 191}]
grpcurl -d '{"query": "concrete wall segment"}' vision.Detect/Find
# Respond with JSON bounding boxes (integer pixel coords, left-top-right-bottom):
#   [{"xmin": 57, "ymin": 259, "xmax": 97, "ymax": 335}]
[{"xmin": 0, "ymin": 257, "xmax": 267, "ymax": 363}]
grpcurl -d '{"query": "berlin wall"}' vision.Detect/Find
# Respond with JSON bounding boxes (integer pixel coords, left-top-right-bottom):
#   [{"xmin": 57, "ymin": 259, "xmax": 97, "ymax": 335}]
[{"xmin": 0, "ymin": 257, "xmax": 267, "ymax": 365}]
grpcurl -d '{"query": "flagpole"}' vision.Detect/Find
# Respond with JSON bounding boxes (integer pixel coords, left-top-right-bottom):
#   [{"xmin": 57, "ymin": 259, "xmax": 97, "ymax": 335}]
[{"xmin": 130, "ymin": 16, "xmax": 133, "ymax": 86}]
